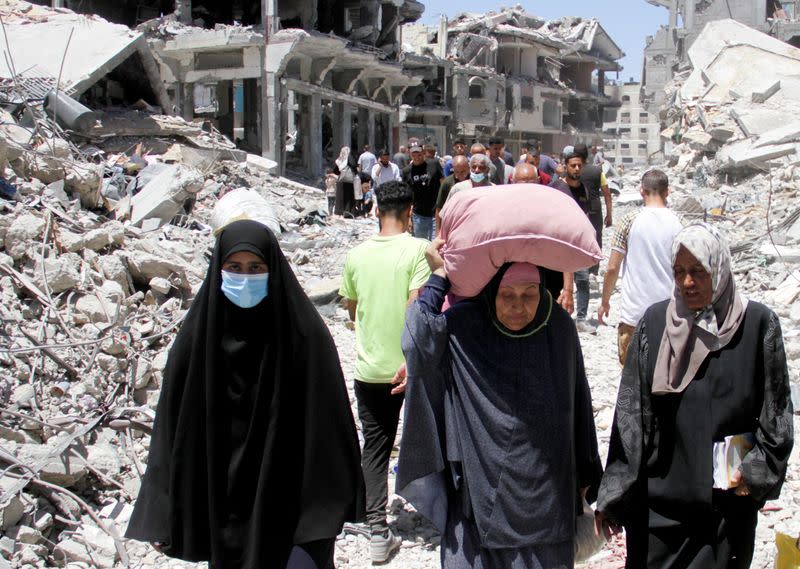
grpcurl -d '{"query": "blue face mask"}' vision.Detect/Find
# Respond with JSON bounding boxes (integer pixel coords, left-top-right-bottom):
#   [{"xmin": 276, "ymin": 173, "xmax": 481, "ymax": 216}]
[
  {"xmin": 470, "ymin": 171, "xmax": 486, "ymax": 184},
  {"xmin": 221, "ymin": 271, "xmax": 269, "ymax": 308}
]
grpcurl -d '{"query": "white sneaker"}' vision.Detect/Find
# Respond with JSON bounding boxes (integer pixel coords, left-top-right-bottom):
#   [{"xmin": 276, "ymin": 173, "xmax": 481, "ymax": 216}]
[{"xmin": 370, "ymin": 528, "xmax": 401, "ymax": 564}]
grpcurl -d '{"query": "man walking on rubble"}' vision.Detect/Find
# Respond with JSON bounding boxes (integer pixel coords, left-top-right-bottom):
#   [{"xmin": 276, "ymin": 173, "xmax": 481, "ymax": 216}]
[
  {"xmin": 358, "ymin": 145, "xmax": 377, "ymax": 175},
  {"xmin": 339, "ymin": 180, "xmax": 431, "ymax": 564},
  {"xmin": 403, "ymin": 144, "xmax": 443, "ymax": 241},
  {"xmin": 597, "ymin": 169, "xmax": 682, "ymax": 365},
  {"xmin": 371, "ymin": 149, "xmax": 402, "ymax": 189},
  {"xmin": 550, "ymin": 146, "xmax": 597, "ymax": 333}
]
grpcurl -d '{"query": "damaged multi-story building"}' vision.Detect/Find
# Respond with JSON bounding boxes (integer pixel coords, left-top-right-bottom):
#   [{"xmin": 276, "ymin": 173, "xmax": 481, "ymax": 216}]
[
  {"xmin": 27, "ymin": 0, "xmax": 426, "ymax": 177},
  {"xmin": 642, "ymin": 0, "xmax": 800, "ymax": 110},
  {"xmin": 602, "ymin": 81, "xmax": 662, "ymax": 166},
  {"xmin": 402, "ymin": 7, "xmax": 624, "ymax": 155}
]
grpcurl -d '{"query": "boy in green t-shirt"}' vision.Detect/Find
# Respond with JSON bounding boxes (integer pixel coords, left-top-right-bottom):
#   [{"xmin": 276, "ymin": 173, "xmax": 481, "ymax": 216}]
[{"xmin": 339, "ymin": 181, "xmax": 430, "ymax": 563}]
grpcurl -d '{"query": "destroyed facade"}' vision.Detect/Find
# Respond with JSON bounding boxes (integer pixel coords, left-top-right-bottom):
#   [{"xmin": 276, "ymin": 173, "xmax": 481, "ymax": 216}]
[
  {"xmin": 402, "ymin": 7, "xmax": 625, "ymax": 155},
  {"xmin": 602, "ymin": 82, "xmax": 662, "ymax": 166},
  {"xmin": 27, "ymin": 0, "xmax": 425, "ymax": 177}
]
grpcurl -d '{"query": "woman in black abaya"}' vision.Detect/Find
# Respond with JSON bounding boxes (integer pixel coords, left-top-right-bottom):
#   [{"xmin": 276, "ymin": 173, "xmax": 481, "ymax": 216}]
[
  {"xmin": 597, "ymin": 223, "xmax": 793, "ymax": 568},
  {"xmin": 126, "ymin": 220, "xmax": 365, "ymax": 569}
]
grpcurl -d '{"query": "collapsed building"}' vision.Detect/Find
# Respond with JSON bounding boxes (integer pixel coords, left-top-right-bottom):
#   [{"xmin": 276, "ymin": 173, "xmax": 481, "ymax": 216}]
[
  {"xmin": 642, "ymin": 0, "xmax": 800, "ymax": 110},
  {"xmin": 26, "ymin": 0, "xmax": 426, "ymax": 177},
  {"xmin": 402, "ymin": 6, "xmax": 624, "ymax": 155}
]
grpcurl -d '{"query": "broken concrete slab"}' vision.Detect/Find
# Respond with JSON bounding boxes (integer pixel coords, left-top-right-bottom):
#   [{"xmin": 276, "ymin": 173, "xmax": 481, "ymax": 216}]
[
  {"xmin": 65, "ymin": 163, "xmax": 103, "ymax": 209},
  {"xmin": 59, "ymin": 222, "xmax": 125, "ymax": 253},
  {"xmin": 682, "ymin": 128, "xmax": 715, "ymax": 152},
  {"xmin": 13, "ymin": 443, "xmax": 88, "ymax": 487},
  {"xmin": 752, "ymin": 80, "xmax": 781, "ymax": 104},
  {"xmin": 718, "ymin": 140, "xmax": 797, "ymax": 170},
  {"xmin": 0, "ymin": 6, "xmax": 147, "ymax": 99},
  {"xmin": 306, "ymin": 277, "xmax": 342, "ymax": 305},
  {"xmin": 0, "ymin": 477, "xmax": 25, "ymax": 531},
  {"xmin": 34, "ymin": 254, "xmax": 82, "ymax": 294},
  {"xmin": 74, "ymin": 294, "xmax": 120, "ymax": 325},
  {"xmin": 729, "ymin": 107, "xmax": 787, "ymax": 139},
  {"xmin": 246, "ymin": 153, "xmax": 278, "ymax": 175},
  {"xmin": 754, "ymin": 122, "xmax": 800, "ymax": 149},
  {"xmin": 4, "ymin": 214, "xmax": 46, "ymax": 261},
  {"xmin": 122, "ymin": 249, "xmax": 193, "ymax": 290},
  {"xmin": 129, "ymin": 165, "xmax": 204, "ymax": 228}
]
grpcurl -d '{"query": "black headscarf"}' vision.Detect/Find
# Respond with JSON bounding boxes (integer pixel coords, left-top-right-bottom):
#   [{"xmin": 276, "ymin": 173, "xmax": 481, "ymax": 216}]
[
  {"xmin": 126, "ymin": 220, "xmax": 365, "ymax": 569},
  {"xmin": 481, "ymin": 263, "xmax": 553, "ymax": 338}
]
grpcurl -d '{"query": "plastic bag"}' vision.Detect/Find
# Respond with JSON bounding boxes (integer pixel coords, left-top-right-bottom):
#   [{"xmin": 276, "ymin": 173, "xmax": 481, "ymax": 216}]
[
  {"xmin": 575, "ymin": 498, "xmax": 606, "ymax": 563},
  {"xmin": 775, "ymin": 532, "xmax": 800, "ymax": 569}
]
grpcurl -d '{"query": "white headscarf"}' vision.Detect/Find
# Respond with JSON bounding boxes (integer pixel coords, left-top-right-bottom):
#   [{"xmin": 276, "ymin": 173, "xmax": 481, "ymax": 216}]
[
  {"xmin": 335, "ymin": 147, "xmax": 351, "ymax": 171},
  {"xmin": 652, "ymin": 223, "xmax": 748, "ymax": 394}
]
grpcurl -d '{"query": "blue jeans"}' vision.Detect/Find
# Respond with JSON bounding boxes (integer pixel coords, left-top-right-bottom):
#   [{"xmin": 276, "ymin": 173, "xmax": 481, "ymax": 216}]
[
  {"xmin": 412, "ymin": 213, "xmax": 435, "ymax": 241},
  {"xmin": 574, "ymin": 268, "xmax": 590, "ymax": 320}
]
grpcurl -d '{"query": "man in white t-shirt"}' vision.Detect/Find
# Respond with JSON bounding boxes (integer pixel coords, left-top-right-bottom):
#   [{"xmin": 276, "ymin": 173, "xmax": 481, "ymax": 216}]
[
  {"xmin": 358, "ymin": 145, "xmax": 377, "ymax": 174},
  {"xmin": 598, "ymin": 169, "xmax": 683, "ymax": 365},
  {"xmin": 370, "ymin": 149, "xmax": 402, "ymax": 188}
]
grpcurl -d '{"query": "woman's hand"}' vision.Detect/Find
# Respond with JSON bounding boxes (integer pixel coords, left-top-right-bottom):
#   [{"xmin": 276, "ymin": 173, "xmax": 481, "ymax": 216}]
[
  {"xmin": 390, "ymin": 363, "xmax": 407, "ymax": 395},
  {"xmin": 426, "ymin": 239, "xmax": 447, "ymax": 277},
  {"xmin": 731, "ymin": 470, "xmax": 751, "ymax": 497},
  {"xmin": 594, "ymin": 511, "xmax": 621, "ymax": 540}
]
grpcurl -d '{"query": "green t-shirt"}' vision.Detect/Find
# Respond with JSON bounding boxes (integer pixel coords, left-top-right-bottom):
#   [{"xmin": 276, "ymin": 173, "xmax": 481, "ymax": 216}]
[{"xmin": 339, "ymin": 233, "xmax": 430, "ymax": 383}]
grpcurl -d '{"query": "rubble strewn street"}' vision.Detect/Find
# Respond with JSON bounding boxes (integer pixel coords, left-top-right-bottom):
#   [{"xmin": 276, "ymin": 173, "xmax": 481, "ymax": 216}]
[{"xmin": 0, "ymin": 0, "xmax": 799, "ymax": 568}]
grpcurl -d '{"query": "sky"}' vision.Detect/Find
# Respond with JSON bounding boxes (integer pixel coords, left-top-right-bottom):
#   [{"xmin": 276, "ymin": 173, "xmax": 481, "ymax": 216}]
[{"xmin": 419, "ymin": 0, "xmax": 669, "ymax": 82}]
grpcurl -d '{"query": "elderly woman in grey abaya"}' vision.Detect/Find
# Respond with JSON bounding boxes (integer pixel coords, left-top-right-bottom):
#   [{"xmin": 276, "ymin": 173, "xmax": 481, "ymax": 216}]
[
  {"xmin": 597, "ymin": 223, "xmax": 794, "ymax": 569},
  {"xmin": 397, "ymin": 240, "xmax": 603, "ymax": 569}
]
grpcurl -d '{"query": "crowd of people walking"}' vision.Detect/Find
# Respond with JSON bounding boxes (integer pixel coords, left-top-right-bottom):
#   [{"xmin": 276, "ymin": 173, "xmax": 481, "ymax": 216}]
[{"xmin": 126, "ymin": 135, "xmax": 795, "ymax": 569}]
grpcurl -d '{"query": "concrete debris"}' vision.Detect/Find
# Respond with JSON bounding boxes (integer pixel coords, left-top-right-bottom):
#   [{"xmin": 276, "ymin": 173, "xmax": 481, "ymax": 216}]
[
  {"xmin": 662, "ymin": 20, "xmax": 800, "ymax": 174},
  {"xmin": 129, "ymin": 165, "xmax": 204, "ymax": 228}
]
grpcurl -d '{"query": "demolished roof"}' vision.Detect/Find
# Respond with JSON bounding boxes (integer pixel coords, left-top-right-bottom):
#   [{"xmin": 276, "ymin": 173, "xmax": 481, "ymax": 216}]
[
  {"xmin": 0, "ymin": 0, "xmax": 150, "ymax": 98},
  {"xmin": 446, "ymin": 6, "xmax": 623, "ymax": 64}
]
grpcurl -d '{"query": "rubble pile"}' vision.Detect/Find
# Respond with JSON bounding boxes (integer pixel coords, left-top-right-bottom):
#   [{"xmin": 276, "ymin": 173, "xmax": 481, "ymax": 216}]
[
  {"xmin": 0, "ymin": 82, "xmax": 368, "ymax": 568},
  {"xmin": 660, "ymin": 19, "xmax": 800, "ymax": 177}
]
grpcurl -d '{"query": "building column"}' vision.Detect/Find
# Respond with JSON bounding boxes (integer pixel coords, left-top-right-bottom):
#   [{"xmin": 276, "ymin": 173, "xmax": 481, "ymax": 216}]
[
  {"xmin": 367, "ymin": 109, "xmax": 376, "ymax": 150},
  {"xmin": 262, "ymin": 0, "xmax": 283, "ymax": 173},
  {"xmin": 216, "ymin": 81, "xmax": 234, "ymax": 141},
  {"xmin": 309, "ymin": 93, "xmax": 323, "ymax": 177},
  {"xmin": 181, "ymin": 82, "xmax": 194, "ymax": 121},
  {"xmin": 243, "ymin": 78, "xmax": 260, "ymax": 150},
  {"xmin": 332, "ymin": 102, "xmax": 353, "ymax": 150},
  {"xmin": 389, "ymin": 112, "xmax": 398, "ymax": 153},
  {"xmin": 357, "ymin": 107, "xmax": 369, "ymax": 151}
]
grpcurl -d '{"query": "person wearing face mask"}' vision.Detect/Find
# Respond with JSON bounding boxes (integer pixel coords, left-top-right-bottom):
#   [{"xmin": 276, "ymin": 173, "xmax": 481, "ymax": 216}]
[
  {"xmin": 445, "ymin": 153, "xmax": 494, "ymax": 203},
  {"xmin": 397, "ymin": 241, "xmax": 602, "ymax": 569},
  {"xmin": 597, "ymin": 223, "xmax": 793, "ymax": 569},
  {"xmin": 126, "ymin": 220, "xmax": 365, "ymax": 569}
]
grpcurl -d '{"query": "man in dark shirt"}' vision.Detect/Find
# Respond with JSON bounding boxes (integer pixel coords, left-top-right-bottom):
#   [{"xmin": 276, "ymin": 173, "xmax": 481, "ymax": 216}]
[
  {"xmin": 435, "ymin": 154, "xmax": 469, "ymax": 234},
  {"xmin": 403, "ymin": 144, "xmax": 443, "ymax": 241},
  {"xmin": 443, "ymin": 138, "xmax": 468, "ymax": 177},
  {"xmin": 550, "ymin": 148, "xmax": 596, "ymax": 333},
  {"xmin": 488, "ymin": 136, "xmax": 509, "ymax": 185}
]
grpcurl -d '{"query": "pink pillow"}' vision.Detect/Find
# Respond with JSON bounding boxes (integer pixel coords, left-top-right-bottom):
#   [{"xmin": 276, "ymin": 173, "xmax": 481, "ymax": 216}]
[{"xmin": 440, "ymin": 183, "xmax": 603, "ymax": 298}]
